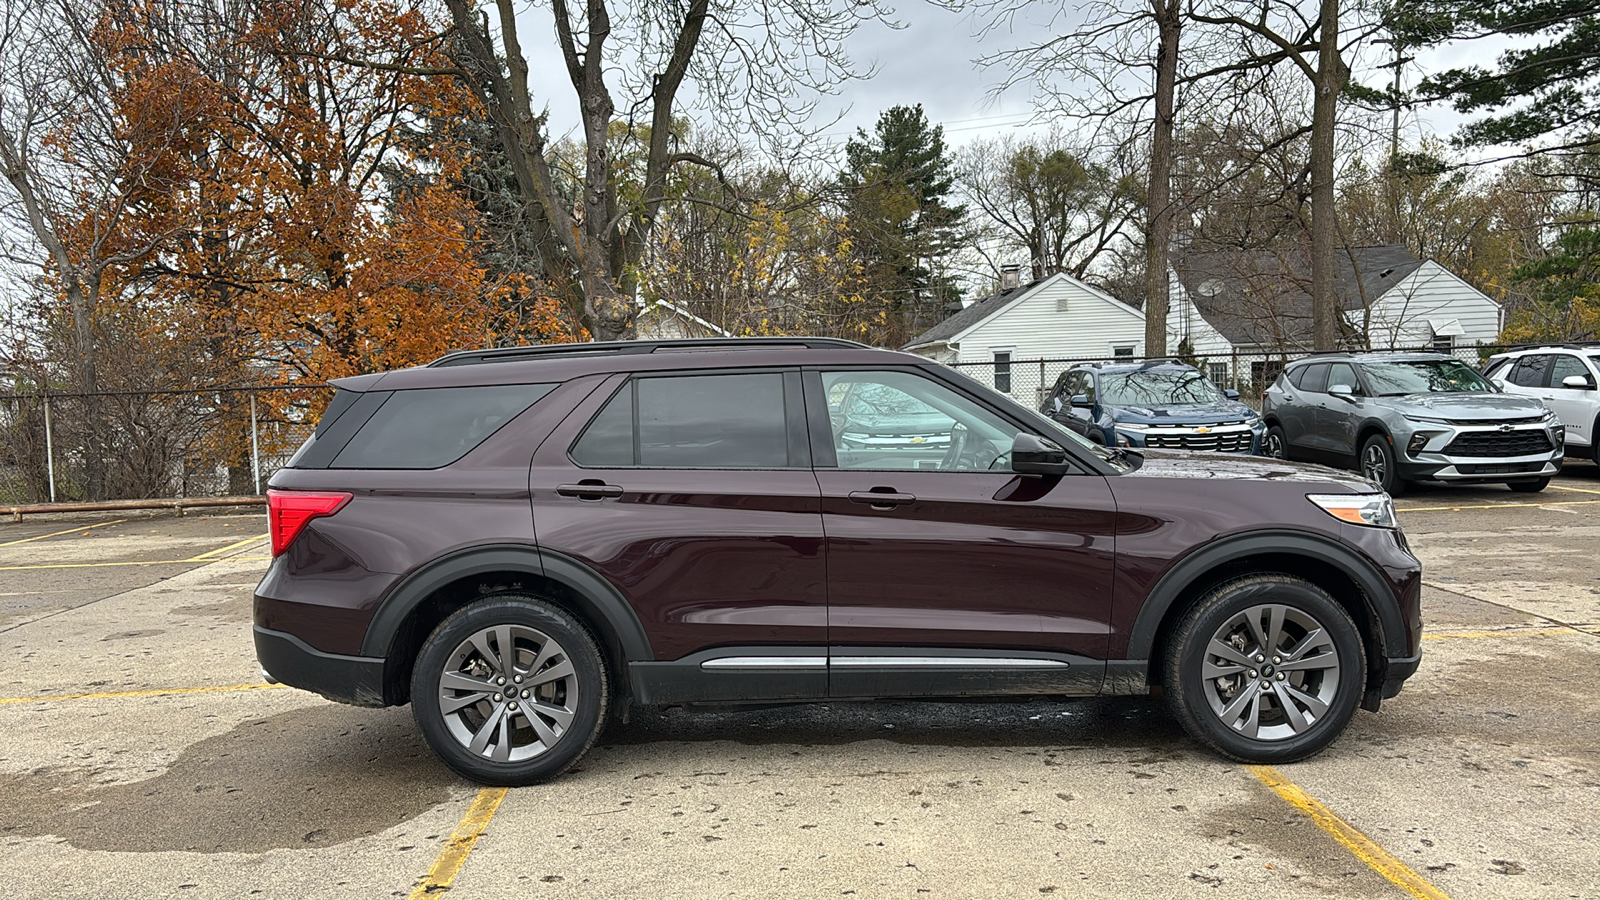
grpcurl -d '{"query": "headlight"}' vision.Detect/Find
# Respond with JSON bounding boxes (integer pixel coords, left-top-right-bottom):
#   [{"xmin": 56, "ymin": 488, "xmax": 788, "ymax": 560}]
[
  {"xmin": 1307, "ymin": 493, "xmax": 1397, "ymax": 528},
  {"xmin": 1540, "ymin": 408, "xmax": 1558, "ymax": 422},
  {"xmin": 1402, "ymin": 415, "xmax": 1453, "ymax": 425},
  {"xmin": 1115, "ymin": 422, "xmax": 1150, "ymax": 433}
]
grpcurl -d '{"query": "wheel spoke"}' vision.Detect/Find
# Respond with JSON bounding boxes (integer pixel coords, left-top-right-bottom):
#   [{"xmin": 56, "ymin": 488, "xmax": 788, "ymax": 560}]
[
  {"xmin": 1215, "ymin": 684, "xmax": 1259, "ymax": 734},
  {"xmin": 1207, "ymin": 639, "xmax": 1256, "ymax": 668},
  {"xmin": 525, "ymin": 640, "xmax": 559, "ymax": 679},
  {"xmin": 469, "ymin": 632, "xmax": 502, "ymax": 675},
  {"xmin": 441, "ymin": 671, "xmax": 495, "ymax": 693},
  {"xmin": 494, "ymin": 625, "xmax": 516, "ymax": 676},
  {"xmin": 1272, "ymin": 682, "xmax": 1312, "ymax": 733},
  {"xmin": 527, "ymin": 658, "xmax": 575, "ymax": 688},
  {"xmin": 1203, "ymin": 659, "xmax": 1248, "ymax": 680},
  {"xmin": 1285, "ymin": 628, "xmax": 1329, "ymax": 662},
  {"xmin": 468, "ymin": 704, "xmax": 508, "ymax": 756},
  {"xmin": 491, "ymin": 708, "xmax": 515, "ymax": 763},
  {"xmin": 529, "ymin": 700, "xmax": 575, "ymax": 731},
  {"xmin": 1263, "ymin": 605, "xmax": 1287, "ymax": 654},
  {"xmin": 1277, "ymin": 649, "xmax": 1338, "ymax": 673},
  {"xmin": 1245, "ymin": 610, "xmax": 1272, "ymax": 656},
  {"xmin": 441, "ymin": 690, "xmax": 490, "ymax": 714},
  {"xmin": 1280, "ymin": 681, "xmax": 1330, "ymax": 719},
  {"xmin": 526, "ymin": 709, "xmax": 561, "ymax": 747}
]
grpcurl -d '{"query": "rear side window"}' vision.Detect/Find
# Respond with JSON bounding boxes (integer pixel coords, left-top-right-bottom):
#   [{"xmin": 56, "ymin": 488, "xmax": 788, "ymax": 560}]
[
  {"xmin": 571, "ymin": 373, "xmax": 792, "ymax": 468},
  {"xmin": 1507, "ymin": 355, "xmax": 1552, "ymax": 388},
  {"xmin": 331, "ymin": 384, "xmax": 555, "ymax": 469}
]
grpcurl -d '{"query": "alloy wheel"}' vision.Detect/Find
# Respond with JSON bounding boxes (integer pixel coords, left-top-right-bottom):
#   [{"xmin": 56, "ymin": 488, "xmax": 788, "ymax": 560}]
[
  {"xmin": 1361, "ymin": 443, "xmax": 1387, "ymax": 485},
  {"xmin": 1200, "ymin": 603, "xmax": 1341, "ymax": 741},
  {"xmin": 436, "ymin": 624, "xmax": 580, "ymax": 763}
]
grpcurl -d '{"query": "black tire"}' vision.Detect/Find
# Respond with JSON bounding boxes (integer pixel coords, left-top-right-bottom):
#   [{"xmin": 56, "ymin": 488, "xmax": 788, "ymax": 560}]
[
  {"xmin": 1507, "ymin": 477, "xmax": 1550, "ymax": 493},
  {"xmin": 1163, "ymin": 575, "xmax": 1366, "ymax": 764},
  {"xmin": 1263, "ymin": 424, "xmax": 1287, "ymax": 459},
  {"xmin": 411, "ymin": 595, "xmax": 609, "ymax": 786},
  {"xmin": 1359, "ymin": 434, "xmax": 1405, "ymax": 496}
]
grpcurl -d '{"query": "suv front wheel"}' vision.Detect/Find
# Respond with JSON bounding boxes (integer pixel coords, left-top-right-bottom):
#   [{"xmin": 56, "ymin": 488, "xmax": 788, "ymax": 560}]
[
  {"xmin": 411, "ymin": 595, "xmax": 609, "ymax": 785},
  {"xmin": 1164, "ymin": 575, "xmax": 1365, "ymax": 763},
  {"xmin": 1359, "ymin": 434, "xmax": 1405, "ymax": 496}
]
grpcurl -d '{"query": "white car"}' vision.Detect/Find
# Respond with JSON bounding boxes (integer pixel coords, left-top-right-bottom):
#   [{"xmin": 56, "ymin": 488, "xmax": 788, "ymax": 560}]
[{"xmin": 1484, "ymin": 345, "xmax": 1600, "ymax": 463}]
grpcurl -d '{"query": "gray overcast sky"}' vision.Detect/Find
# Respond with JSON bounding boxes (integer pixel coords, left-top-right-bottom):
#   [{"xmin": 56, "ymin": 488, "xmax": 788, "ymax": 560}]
[{"xmin": 516, "ymin": 2, "xmax": 1488, "ymax": 157}]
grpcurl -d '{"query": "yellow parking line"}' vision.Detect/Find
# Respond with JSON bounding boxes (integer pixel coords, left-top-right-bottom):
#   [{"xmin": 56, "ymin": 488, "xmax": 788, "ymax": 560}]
[
  {"xmin": 0, "ymin": 519, "xmax": 127, "ymax": 548},
  {"xmin": 1553, "ymin": 485, "xmax": 1600, "ymax": 495},
  {"xmin": 406, "ymin": 787, "xmax": 508, "ymax": 899},
  {"xmin": 1423, "ymin": 626, "xmax": 1580, "ymax": 641},
  {"xmin": 187, "ymin": 533, "xmax": 269, "ymax": 560},
  {"xmin": 1248, "ymin": 765, "xmax": 1451, "ymax": 900},
  {"xmin": 0, "ymin": 682, "xmax": 288, "ymax": 705},
  {"xmin": 1399, "ymin": 499, "xmax": 1600, "ymax": 512}
]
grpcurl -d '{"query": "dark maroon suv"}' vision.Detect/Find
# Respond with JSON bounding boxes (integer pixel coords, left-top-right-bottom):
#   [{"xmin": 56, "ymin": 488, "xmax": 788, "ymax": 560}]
[{"xmin": 254, "ymin": 338, "xmax": 1422, "ymax": 785}]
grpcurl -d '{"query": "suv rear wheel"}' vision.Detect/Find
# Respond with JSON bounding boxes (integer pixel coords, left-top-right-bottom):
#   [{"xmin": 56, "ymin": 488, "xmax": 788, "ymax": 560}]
[
  {"xmin": 411, "ymin": 595, "xmax": 608, "ymax": 785},
  {"xmin": 1164, "ymin": 575, "xmax": 1365, "ymax": 763}
]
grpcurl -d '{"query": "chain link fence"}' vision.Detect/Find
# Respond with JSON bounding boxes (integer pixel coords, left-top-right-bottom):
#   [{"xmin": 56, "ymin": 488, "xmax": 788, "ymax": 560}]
[
  {"xmin": 0, "ymin": 385, "xmax": 331, "ymax": 506},
  {"xmin": 948, "ymin": 344, "xmax": 1511, "ymax": 411}
]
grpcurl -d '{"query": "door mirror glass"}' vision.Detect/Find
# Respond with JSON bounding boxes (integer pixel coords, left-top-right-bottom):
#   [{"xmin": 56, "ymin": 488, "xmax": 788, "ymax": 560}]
[
  {"xmin": 1070, "ymin": 393, "xmax": 1092, "ymax": 409},
  {"xmin": 1011, "ymin": 432, "xmax": 1072, "ymax": 476},
  {"xmin": 1562, "ymin": 374, "xmax": 1593, "ymax": 390},
  {"xmin": 1223, "ymin": 389, "xmax": 1240, "ymax": 400}
]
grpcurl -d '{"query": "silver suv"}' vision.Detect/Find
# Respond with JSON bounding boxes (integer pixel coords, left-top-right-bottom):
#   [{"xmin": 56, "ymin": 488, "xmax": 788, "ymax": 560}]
[
  {"xmin": 1261, "ymin": 352, "xmax": 1563, "ymax": 495},
  {"xmin": 1484, "ymin": 344, "xmax": 1600, "ymax": 465}
]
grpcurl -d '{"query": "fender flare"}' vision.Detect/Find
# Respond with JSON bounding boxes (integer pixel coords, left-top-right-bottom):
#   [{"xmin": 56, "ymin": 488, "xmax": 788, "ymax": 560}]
[
  {"xmin": 1125, "ymin": 530, "xmax": 1406, "ymax": 662},
  {"xmin": 359, "ymin": 544, "xmax": 653, "ymax": 662}
]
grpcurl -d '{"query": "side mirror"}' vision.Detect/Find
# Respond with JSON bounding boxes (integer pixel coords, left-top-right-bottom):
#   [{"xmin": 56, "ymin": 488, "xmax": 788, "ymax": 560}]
[
  {"xmin": 1328, "ymin": 384, "xmax": 1356, "ymax": 401},
  {"xmin": 1562, "ymin": 375, "xmax": 1594, "ymax": 390},
  {"xmin": 1070, "ymin": 393, "xmax": 1093, "ymax": 409},
  {"xmin": 1012, "ymin": 432, "xmax": 1072, "ymax": 476},
  {"xmin": 1224, "ymin": 389, "xmax": 1240, "ymax": 400}
]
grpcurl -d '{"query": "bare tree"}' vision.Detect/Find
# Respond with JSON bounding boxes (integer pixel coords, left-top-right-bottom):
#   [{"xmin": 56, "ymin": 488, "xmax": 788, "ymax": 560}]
[{"xmin": 436, "ymin": 0, "xmax": 890, "ymax": 340}]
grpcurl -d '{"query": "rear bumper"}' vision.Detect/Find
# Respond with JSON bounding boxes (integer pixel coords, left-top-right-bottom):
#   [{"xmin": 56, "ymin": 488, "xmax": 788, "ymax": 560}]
[{"xmin": 254, "ymin": 625, "xmax": 388, "ymax": 708}]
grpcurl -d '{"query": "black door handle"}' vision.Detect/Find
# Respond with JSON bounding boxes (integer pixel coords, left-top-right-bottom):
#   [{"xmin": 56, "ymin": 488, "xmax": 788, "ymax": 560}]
[
  {"xmin": 848, "ymin": 490, "xmax": 915, "ymax": 509},
  {"xmin": 557, "ymin": 481, "xmax": 624, "ymax": 500}
]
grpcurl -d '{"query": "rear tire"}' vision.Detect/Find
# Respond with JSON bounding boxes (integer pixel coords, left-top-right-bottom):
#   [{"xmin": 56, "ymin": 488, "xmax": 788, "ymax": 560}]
[
  {"xmin": 1359, "ymin": 434, "xmax": 1405, "ymax": 496},
  {"xmin": 1507, "ymin": 477, "xmax": 1550, "ymax": 493},
  {"xmin": 1164, "ymin": 575, "xmax": 1365, "ymax": 764},
  {"xmin": 411, "ymin": 595, "xmax": 609, "ymax": 786}
]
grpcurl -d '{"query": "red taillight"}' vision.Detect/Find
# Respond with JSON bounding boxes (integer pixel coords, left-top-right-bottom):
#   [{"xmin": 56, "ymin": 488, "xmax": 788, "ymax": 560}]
[{"xmin": 267, "ymin": 489, "xmax": 352, "ymax": 556}]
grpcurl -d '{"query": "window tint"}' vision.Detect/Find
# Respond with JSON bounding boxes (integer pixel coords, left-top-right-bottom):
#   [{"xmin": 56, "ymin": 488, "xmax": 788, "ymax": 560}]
[
  {"xmin": 1508, "ymin": 355, "xmax": 1552, "ymax": 388},
  {"xmin": 1550, "ymin": 355, "xmax": 1593, "ymax": 389},
  {"xmin": 821, "ymin": 370, "xmax": 1022, "ymax": 471},
  {"xmin": 331, "ymin": 384, "xmax": 554, "ymax": 469},
  {"xmin": 572, "ymin": 374, "xmax": 791, "ymax": 468},
  {"xmin": 1287, "ymin": 365, "xmax": 1308, "ymax": 388},
  {"xmin": 1300, "ymin": 363, "xmax": 1330, "ymax": 393},
  {"xmin": 1326, "ymin": 362, "xmax": 1361, "ymax": 394}
]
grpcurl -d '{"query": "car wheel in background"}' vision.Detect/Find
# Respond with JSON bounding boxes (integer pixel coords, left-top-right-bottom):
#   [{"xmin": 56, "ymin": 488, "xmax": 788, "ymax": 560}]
[
  {"xmin": 411, "ymin": 595, "xmax": 609, "ymax": 786},
  {"xmin": 1507, "ymin": 478, "xmax": 1551, "ymax": 493},
  {"xmin": 1164, "ymin": 575, "xmax": 1365, "ymax": 764},
  {"xmin": 1264, "ymin": 425, "xmax": 1287, "ymax": 459},
  {"xmin": 1359, "ymin": 434, "xmax": 1405, "ymax": 496}
]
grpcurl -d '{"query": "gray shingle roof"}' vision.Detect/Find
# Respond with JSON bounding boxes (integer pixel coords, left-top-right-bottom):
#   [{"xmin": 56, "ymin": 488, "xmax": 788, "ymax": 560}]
[
  {"xmin": 902, "ymin": 278, "xmax": 1044, "ymax": 349},
  {"xmin": 1170, "ymin": 245, "xmax": 1430, "ymax": 349}
]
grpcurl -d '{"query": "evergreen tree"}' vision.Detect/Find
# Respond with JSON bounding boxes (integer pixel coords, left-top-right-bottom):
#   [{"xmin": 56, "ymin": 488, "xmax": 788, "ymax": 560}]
[{"xmin": 839, "ymin": 105, "xmax": 966, "ymax": 345}]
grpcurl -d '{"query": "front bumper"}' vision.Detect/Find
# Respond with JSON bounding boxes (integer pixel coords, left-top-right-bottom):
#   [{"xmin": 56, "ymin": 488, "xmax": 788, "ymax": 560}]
[
  {"xmin": 255, "ymin": 625, "xmax": 388, "ymax": 708},
  {"xmin": 1399, "ymin": 419, "xmax": 1564, "ymax": 482}
]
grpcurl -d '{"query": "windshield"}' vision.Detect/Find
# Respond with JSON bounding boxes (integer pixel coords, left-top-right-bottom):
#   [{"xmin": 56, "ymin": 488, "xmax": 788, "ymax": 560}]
[
  {"xmin": 1099, "ymin": 370, "xmax": 1225, "ymax": 406},
  {"xmin": 1360, "ymin": 359, "xmax": 1496, "ymax": 395}
]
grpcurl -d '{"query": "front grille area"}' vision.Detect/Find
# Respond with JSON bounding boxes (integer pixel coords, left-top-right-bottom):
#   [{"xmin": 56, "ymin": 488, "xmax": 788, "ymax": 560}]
[
  {"xmin": 1146, "ymin": 430, "xmax": 1253, "ymax": 452},
  {"xmin": 1441, "ymin": 416, "xmax": 1545, "ymax": 427},
  {"xmin": 1455, "ymin": 462, "xmax": 1546, "ymax": 475},
  {"xmin": 1442, "ymin": 431, "xmax": 1552, "ymax": 457}
]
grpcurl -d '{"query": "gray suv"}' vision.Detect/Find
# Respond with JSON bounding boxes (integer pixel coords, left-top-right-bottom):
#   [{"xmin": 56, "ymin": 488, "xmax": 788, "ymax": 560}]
[{"xmin": 1261, "ymin": 352, "xmax": 1563, "ymax": 495}]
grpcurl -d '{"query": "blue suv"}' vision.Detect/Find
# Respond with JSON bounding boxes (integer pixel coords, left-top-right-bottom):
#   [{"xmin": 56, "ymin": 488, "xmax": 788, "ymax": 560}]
[{"xmin": 1042, "ymin": 361, "xmax": 1265, "ymax": 453}]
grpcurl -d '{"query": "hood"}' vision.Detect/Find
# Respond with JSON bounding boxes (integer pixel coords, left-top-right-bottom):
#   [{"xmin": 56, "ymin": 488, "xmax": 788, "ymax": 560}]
[
  {"xmin": 841, "ymin": 411, "xmax": 954, "ymax": 434},
  {"xmin": 1124, "ymin": 449, "xmax": 1376, "ymax": 490},
  {"xmin": 1369, "ymin": 392, "xmax": 1547, "ymax": 420},
  {"xmin": 1106, "ymin": 399, "xmax": 1258, "ymax": 424}
]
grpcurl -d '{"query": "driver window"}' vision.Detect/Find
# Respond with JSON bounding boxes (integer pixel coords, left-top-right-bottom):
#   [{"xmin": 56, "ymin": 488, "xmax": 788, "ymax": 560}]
[{"xmin": 820, "ymin": 370, "xmax": 1017, "ymax": 471}]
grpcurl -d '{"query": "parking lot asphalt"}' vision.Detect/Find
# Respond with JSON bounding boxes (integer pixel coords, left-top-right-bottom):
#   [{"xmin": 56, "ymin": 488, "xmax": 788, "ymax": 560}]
[{"xmin": 1, "ymin": 471, "xmax": 1597, "ymax": 900}]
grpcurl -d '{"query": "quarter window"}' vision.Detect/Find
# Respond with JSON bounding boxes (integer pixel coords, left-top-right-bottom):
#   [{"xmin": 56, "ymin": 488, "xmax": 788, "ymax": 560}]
[
  {"xmin": 1507, "ymin": 355, "xmax": 1552, "ymax": 388},
  {"xmin": 330, "ymin": 384, "xmax": 554, "ymax": 469},
  {"xmin": 571, "ymin": 374, "xmax": 792, "ymax": 468}
]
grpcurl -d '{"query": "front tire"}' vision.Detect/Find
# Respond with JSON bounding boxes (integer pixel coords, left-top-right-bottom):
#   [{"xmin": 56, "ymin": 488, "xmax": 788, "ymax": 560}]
[
  {"xmin": 1164, "ymin": 575, "xmax": 1365, "ymax": 764},
  {"xmin": 411, "ymin": 595, "xmax": 609, "ymax": 786},
  {"xmin": 1360, "ymin": 434, "xmax": 1405, "ymax": 496},
  {"xmin": 1263, "ymin": 425, "xmax": 1287, "ymax": 459},
  {"xmin": 1507, "ymin": 477, "xmax": 1550, "ymax": 493}
]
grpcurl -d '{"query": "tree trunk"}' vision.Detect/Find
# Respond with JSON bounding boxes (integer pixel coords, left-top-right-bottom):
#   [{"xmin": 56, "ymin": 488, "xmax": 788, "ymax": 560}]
[
  {"xmin": 1142, "ymin": 0, "xmax": 1180, "ymax": 358},
  {"xmin": 1309, "ymin": 0, "xmax": 1346, "ymax": 351}
]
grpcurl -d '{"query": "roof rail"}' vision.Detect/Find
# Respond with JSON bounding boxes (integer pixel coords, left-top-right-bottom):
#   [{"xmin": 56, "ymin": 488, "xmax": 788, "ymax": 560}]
[
  {"xmin": 428, "ymin": 337, "xmax": 872, "ymax": 368},
  {"xmin": 1498, "ymin": 341, "xmax": 1600, "ymax": 354}
]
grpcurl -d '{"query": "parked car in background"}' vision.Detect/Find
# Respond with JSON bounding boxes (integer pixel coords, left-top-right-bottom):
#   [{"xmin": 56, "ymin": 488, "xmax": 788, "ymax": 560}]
[
  {"xmin": 257, "ymin": 338, "xmax": 1422, "ymax": 785},
  {"xmin": 1483, "ymin": 344, "xmax": 1600, "ymax": 465},
  {"xmin": 1261, "ymin": 352, "xmax": 1563, "ymax": 494},
  {"xmin": 1042, "ymin": 361, "xmax": 1265, "ymax": 453}
]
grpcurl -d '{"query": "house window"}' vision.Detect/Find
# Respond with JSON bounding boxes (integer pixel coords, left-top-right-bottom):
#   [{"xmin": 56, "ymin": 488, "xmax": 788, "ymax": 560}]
[
  {"xmin": 993, "ymin": 351, "xmax": 1012, "ymax": 394},
  {"xmin": 1112, "ymin": 345, "xmax": 1135, "ymax": 358},
  {"xmin": 1208, "ymin": 362, "xmax": 1228, "ymax": 388}
]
